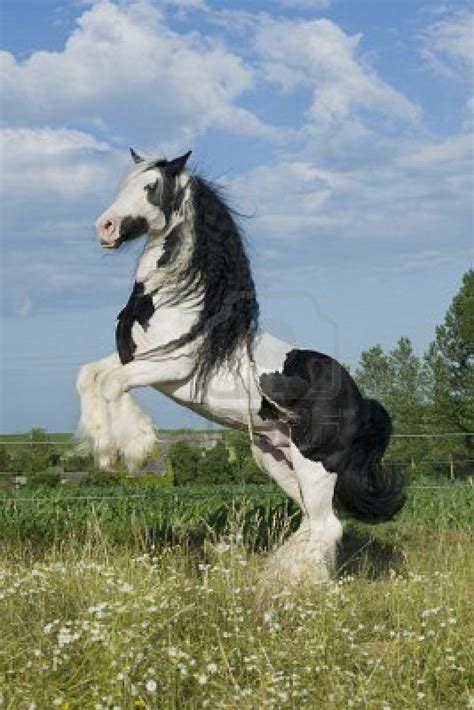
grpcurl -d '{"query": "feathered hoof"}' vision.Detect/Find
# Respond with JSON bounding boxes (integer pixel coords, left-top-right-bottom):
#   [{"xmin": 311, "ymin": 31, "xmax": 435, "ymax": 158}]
[
  {"xmin": 120, "ymin": 427, "xmax": 158, "ymax": 473},
  {"xmin": 259, "ymin": 525, "xmax": 335, "ymax": 591},
  {"xmin": 97, "ymin": 451, "xmax": 121, "ymax": 471}
]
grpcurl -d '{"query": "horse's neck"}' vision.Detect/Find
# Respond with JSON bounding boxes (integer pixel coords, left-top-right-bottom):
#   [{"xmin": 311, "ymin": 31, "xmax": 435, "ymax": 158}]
[
  {"xmin": 135, "ymin": 212, "xmax": 196, "ymax": 298},
  {"xmin": 135, "ymin": 240, "xmax": 166, "ymax": 285}
]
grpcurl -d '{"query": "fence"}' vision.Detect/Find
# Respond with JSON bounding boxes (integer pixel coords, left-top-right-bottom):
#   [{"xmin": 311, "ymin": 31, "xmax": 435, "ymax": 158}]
[{"xmin": 0, "ymin": 431, "xmax": 473, "ymax": 487}]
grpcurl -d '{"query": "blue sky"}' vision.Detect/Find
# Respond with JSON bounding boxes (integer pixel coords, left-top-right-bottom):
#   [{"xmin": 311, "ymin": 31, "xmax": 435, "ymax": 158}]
[{"xmin": 0, "ymin": 0, "xmax": 472, "ymax": 433}]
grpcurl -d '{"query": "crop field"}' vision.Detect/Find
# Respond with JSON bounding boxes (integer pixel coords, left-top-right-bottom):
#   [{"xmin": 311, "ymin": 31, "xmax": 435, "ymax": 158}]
[{"xmin": 0, "ymin": 482, "xmax": 472, "ymax": 709}]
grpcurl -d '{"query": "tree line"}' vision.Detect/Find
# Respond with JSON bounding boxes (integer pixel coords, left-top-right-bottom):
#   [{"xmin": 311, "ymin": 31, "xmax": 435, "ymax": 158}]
[{"xmin": 354, "ymin": 270, "xmax": 473, "ymax": 477}]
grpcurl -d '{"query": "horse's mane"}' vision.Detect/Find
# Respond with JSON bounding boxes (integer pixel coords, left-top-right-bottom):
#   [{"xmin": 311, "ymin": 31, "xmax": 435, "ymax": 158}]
[{"xmin": 146, "ymin": 173, "xmax": 259, "ymax": 397}]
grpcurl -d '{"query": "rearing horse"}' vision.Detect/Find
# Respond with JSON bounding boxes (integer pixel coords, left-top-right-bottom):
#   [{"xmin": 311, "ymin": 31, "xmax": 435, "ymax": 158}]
[{"xmin": 77, "ymin": 149, "xmax": 405, "ymax": 583}]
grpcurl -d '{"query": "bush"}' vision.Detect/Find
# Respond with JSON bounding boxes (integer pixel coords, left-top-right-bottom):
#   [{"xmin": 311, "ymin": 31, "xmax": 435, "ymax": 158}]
[
  {"xmin": 224, "ymin": 430, "xmax": 268, "ymax": 484},
  {"xmin": 197, "ymin": 442, "xmax": 235, "ymax": 485},
  {"xmin": 62, "ymin": 453, "xmax": 95, "ymax": 472},
  {"xmin": 24, "ymin": 467, "xmax": 61, "ymax": 488},
  {"xmin": 79, "ymin": 470, "xmax": 125, "ymax": 487},
  {"xmin": 168, "ymin": 441, "xmax": 202, "ymax": 486},
  {"xmin": 124, "ymin": 470, "xmax": 174, "ymax": 490},
  {"xmin": 0, "ymin": 445, "xmax": 11, "ymax": 471}
]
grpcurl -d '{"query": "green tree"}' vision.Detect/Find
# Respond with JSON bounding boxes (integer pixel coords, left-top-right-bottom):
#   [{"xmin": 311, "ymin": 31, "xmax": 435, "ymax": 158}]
[
  {"xmin": 168, "ymin": 441, "xmax": 201, "ymax": 486},
  {"xmin": 424, "ymin": 270, "xmax": 474, "ymax": 473},
  {"xmin": 197, "ymin": 442, "xmax": 235, "ymax": 485},
  {"xmin": 355, "ymin": 345, "xmax": 393, "ymax": 404},
  {"xmin": 0, "ymin": 445, "xmax": 10, "ymax": 471},
  {"xmin": 224, "ymin": 430, "xmax": 268, "ymax": 484},
  {"xmin": 426, "ymin": 270, "xmax": 473, "ymax": 433},
  {"xmin": 355, "ymin": 339, "xmax": 430, "ymax": 472}
]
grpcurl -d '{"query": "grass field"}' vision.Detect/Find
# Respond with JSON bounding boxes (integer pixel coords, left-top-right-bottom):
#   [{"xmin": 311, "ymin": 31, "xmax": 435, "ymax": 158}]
[{"xmin": 0, "ymin": 483, "xmax": 472, "ymax": 708}]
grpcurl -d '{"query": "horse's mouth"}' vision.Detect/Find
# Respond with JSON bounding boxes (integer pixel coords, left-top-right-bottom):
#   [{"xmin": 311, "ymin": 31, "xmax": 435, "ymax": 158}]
[{"xmin": 101, "ymin": 238, "xmax": 123, "ymax": 250}]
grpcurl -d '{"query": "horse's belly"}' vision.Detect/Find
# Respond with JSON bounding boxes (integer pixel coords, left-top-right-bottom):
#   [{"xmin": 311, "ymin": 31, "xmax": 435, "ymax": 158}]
[{"xmin": 156, "ymin": 331, "xmax": 294, "ymax": 430}]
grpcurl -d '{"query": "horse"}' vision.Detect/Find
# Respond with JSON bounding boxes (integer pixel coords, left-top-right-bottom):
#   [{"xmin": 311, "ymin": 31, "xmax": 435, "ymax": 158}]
[{"xmin": 77, "ymin": 148, "xmax": 405, "ymax": 583}]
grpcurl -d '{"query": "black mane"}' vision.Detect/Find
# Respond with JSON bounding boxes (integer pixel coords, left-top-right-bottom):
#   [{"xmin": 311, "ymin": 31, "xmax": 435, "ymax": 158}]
[{"xmin": 156, "ymin": 174, "xmax": 259, "ymax": 397}]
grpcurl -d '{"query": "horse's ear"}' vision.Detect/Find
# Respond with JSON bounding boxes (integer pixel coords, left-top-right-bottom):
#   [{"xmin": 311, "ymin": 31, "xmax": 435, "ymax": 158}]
[
  {"xmin": 165, "ymin": 151, "xmax": 192, "ymax": 177},
  {"xmin": 130, "ymin": 147, "xmax": 144, "ymax": 164}
]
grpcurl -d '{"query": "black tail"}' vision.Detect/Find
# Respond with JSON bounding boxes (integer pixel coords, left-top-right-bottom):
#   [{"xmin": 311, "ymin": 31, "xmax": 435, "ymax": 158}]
[{"xmin": 334, "ymin": 399, "xmax": 406, "ymax": 523}]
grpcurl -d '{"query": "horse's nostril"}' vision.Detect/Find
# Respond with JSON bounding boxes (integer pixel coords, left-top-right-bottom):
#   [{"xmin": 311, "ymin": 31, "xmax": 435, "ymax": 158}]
[{"xmin": 104, "ymin": 220, "xmax": 114, "ymax": 233}]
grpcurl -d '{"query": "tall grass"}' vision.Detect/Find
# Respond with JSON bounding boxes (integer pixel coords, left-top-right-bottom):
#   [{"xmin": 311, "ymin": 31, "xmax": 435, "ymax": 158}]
[
  {"xmin": 0, "ymin": 525, "xmax": 472, "ymax": 708},
  {"xmin": 0, "ymin": 483, "xmax": 472, "ymax": 708},
  {"xmin": 0, "ymin": 482, "xmax": 471, "ymax": 552}
]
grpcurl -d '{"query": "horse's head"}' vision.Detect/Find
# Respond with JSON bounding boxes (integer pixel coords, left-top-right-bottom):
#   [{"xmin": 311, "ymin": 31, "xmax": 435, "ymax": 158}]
[{"xmin": 96, "ymin": 149, "xmax": 192, "ymax": 248}]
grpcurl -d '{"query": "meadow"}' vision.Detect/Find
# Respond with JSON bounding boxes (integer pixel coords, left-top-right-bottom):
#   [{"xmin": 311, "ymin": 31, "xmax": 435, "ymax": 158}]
[{"xmin": 0, "ymin": 482, "xmax": 472, "ymax": 709}]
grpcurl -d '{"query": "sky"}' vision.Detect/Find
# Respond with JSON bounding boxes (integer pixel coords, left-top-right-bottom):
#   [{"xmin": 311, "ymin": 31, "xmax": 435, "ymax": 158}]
[{"xmin": 0, "ymin": 0, "xmax": 472, "ymax": 433}]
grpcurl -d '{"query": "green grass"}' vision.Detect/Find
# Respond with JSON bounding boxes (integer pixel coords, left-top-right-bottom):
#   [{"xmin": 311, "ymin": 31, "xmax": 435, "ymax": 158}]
[
  {"xmin": 0, "ymin": 482, "xmax": 472, "ymax": 551},
  {"xmin": 0, "ymin": 484, "xmax": 472, "ymax": 708},
  {"xmin": 0, "ymin": 432, "xmax": 73, "ymax": 443},
  {"xmin": 0, "ymin": 527, "xmax": 472, "ymax": 708}
]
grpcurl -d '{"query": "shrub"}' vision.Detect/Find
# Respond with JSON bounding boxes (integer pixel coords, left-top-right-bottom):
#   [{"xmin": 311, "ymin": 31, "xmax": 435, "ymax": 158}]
[
  {"xmin": 24, "ymin": 467, "xmax": 61, "ymax": 488},
  {"xmin": 124, "ymin": 470, "xmax": 174, "ymax": 490},
  {"xmin": 168, "ymin": 441, "xmax": 202, "ymax": 486},
  {"xmin": 62, "ymin": 453, "xmax": 95, "ymax": 472},
  {"xmin": 197, "ymin": 442, "xmax": 235, "ymax": 485},
  {"xmin": 79, "ymin": 469, "xmax": 125, "ymax": 487}
]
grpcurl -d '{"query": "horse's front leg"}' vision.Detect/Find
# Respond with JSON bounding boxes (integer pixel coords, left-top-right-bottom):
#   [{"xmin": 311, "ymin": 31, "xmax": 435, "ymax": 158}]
[
  {"xmin": 76, "ymin": 353, "xmax": 121, "ymax": 469},
  {"xmin": 100, "ymin": 356, "xmax": 193, "ymax": 471}
]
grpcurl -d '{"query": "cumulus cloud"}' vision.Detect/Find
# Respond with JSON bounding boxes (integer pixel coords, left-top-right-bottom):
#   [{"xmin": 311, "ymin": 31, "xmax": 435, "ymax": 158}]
[
  {"xmin": 277, "ymin": 0, "xmax": 332, "ymax": 8},
  {"xmin": 0, "ymin": 127, "xmax": 123, "ymax": 233},
  {"xmin": 230, "ymin": 131, "xmax": 473, "ymax": 272},
  {"xmin": 420, "ymin": 9, "xmax": 473, "ymax": 80},
  {"xmin": 0, "ymin": 126, "xmax": 131, "ymax": 316},
  {"xmin": 0, "ymin": 1, "xmax": 471, "ymax": 319},
  {"xmin": 0, "ymin": 0, "xmax": 272, "ymax": 146},
  {"xmin": 255, "ymin": 17, "xmax": 421, "ymax": 126}
]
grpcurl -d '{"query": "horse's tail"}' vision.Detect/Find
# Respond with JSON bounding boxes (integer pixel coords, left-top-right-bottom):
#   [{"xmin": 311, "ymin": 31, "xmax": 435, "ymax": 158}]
[{"xmin": 334, "ymin": 398, "xmax": 406, "ymax": 523}]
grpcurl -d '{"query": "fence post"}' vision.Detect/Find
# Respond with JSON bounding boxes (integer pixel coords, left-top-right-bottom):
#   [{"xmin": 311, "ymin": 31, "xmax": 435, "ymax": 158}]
[{"xmin": 449, "ymin": 454, "xmax": 455, "ymax": 481}]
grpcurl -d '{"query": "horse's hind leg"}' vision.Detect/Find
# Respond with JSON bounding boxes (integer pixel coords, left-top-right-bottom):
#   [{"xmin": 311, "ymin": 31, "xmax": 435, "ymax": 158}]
[
  {"xmin": 289, "ymin": 441, "xmax": 343, "ymax": 581},
  {"xmin": 251, "ymin": 437, "xmax": 302, "ymax": 506},
  {"xmin": 252, "ymin": 435, "xmax": 341, "ymax": 585},
  {"xmin": 251, "ymin": 437, "xmax": 310, "ymax": 574}
]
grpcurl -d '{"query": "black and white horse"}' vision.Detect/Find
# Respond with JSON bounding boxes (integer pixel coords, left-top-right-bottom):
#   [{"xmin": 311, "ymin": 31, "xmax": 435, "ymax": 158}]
[{"xmin": 77, "ymin": 149, "xmax": 405, "ymax": 583}]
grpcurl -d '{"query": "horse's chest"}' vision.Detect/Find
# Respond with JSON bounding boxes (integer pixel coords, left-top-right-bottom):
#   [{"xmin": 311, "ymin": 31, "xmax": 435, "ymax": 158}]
[{"xmin": 116, "ymin": 282, "xmax": 154, "ymax": 364}]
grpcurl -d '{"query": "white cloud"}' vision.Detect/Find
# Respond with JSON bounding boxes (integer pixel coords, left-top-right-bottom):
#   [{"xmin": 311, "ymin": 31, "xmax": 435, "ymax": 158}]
[
  {"xmin": 162, "ymin": 0, "xmax": 208, "ymax": 8},
  {"xmin": 0, "ymin": 128, "xmax": 120, "ymax": 215},
  {"xmin": 420, "ymin": 10, "xmax": 473, "ymax": 80},
  {"xmin": 0, "ymin": 1, "xmax": 470, "ymax": 319},
  {"xmin": 230, "ymin": 131, "xmax": 473, "ymax": 272},
  {"xmin": 0, "ymin": 0, "xmax": 273, "ymax": 145},
  {"xmin": 277, "ymin": 0, "xmax": 332, "ymax": 8},
  {"xmin": 255, "ymin": 17, "xmax": 421, "ymax": 126}
]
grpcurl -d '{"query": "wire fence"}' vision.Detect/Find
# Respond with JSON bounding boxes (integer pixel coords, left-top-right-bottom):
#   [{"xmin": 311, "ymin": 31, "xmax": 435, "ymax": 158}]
[
  {"xmin": 1, "ymin": 432, "xmax": 473, "ymax": 445},
  {"xmin": 1, "ymin": 482, "xmax": 473, "ymax": 504},
  {"xmin": 1, "ymin": 432, "xmax": 473, "ymax": 492}
]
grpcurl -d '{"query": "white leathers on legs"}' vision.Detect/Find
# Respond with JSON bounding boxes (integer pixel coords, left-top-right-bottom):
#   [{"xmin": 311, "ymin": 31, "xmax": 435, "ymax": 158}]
[
  {"xmin": 252, "ymin": 434, "xmax": 342, "ymax": 585},
  {"xmin": 288, "ymin": 440, "xmax": 342, "ymax": 582},
  {"xmin": 77, "ymin": 352, "xmax": 195, "ymax": 470},
  {"xmin": 77, "ymin": 353, "xmax": 122, "ymax": 469},
  {"xmin": 251, "ymin": 440, "xmax": 302, "ymax": 506}
]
